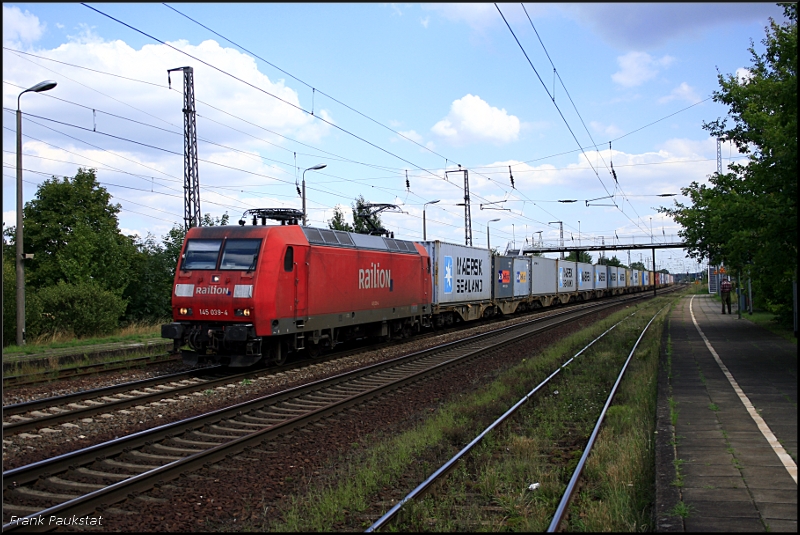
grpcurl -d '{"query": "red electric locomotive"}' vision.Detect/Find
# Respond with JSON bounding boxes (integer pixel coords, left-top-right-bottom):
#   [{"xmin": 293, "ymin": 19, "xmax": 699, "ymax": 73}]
[{"xmin": 162, "ymin": 210, "xmax": 432, "ymax": 367}]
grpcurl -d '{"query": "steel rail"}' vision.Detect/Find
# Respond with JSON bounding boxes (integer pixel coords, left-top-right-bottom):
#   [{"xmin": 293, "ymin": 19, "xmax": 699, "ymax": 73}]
[
  {"xmin": 2, "ymin": 296, "xmax": 637, "ymax": 532},
  {"xmin": 365, "ymin": 311, "xmax": 636, "ymax": 532},
  {"xmin": 2, "ymin": 288, "xmax": 671, "ymax": 435},
  {"xmin": 2, "ymin": 353, "xmax": 178, "ymax": 388},
  {"xmin": 547, "ymin": 304, "xmax": 669, "ymax": 532}
]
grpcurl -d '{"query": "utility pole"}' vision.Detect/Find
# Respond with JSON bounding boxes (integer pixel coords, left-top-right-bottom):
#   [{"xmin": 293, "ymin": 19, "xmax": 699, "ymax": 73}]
[
  {"xmin": 448, "ymin": 167, "xmax": 472, "ymax": 246},
  {"xmin": 169, "ymin": 67, "xmax": 201, "ymax": 230},
  {"xmin": 549, "ymin": 221, "xmax": 564, "ymax": 259}
]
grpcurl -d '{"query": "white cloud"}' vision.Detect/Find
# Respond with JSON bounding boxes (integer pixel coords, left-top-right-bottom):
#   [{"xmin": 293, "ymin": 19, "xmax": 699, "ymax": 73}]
[
  {"xmin": 431, "ymin": 94, "xmax": 520, "ymax": 146},
  {"xmin": 423, "ymin": 3, "xmax": 499, "ymax": 31},
  {"xmin": 3, "ymin": 5, "xmax": 45, "ymax": 48},
  {"xmin": 658, "ymin": 82, "xmax": 701, "ymax": 104},
  {"xmin": 420, "ymin": 16, "xmax": 430, "ymax": 28},
  {"xmin": 736, "ymin": 67, "xmax": 753, "ymax": 85},
  {"xmin": 611, "ymin": 52, "xmax": 674, "ymax": 87}
]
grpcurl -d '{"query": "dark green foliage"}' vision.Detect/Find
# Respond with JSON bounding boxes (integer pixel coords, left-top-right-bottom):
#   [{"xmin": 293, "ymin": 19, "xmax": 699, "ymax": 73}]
[
  {"xmin": 351, "ymin": 195, "xmax": 384, "ymax": 235},
  {"xmin": 630, "ymin": 261, "xmax": 647, "ymax": 271},
  {"xmin": 328, "ymin": 206, "xmax": 354, "ymax": 232},
  {"xmin": 596, "ymin": 255, "xmax": 626, "ymax": 268},
  {"xmin": 123, "ymin": 213, "xmax": 229, "ymax": 323},
  {"xmin": 123, "ymin": 233, "xmax": 174, "ymax": 323},
  {"xmin": 564, "ymin": 251, "xmax": 593, "ymax": 264},
  {"xmin": 660, "ymin": 4, "xmax": 797, "ymax": 321},
  {"xmin": 3, "ymin": 256, "xmax": 16, "ymax": 345},
  {"xmin": 28, "ymin": 281, "xmax": 128, "ymax": 338},
  {"xmin": 22, "ymin": 168, "xmax": 137, "ymax": 293}
]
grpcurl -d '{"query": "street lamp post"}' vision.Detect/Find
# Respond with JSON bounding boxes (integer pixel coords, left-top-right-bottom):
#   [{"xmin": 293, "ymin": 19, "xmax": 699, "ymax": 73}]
[
  {"xmin": 487, "ymin": 218, "xmax": 500, "ymax": 251},
  {"xmin": 301, "ymin": 164, "xmax": 327, "ymax": 226},
  {"xmin": 423, "ymin": 199, "xmax": 439, "ymax": 241},
  {"xmin": 16, "ymin": 80, "xmax": 57, "ymax": 346}
]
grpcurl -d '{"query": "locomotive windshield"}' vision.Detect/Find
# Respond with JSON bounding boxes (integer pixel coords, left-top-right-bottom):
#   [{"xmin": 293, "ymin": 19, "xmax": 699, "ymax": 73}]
[
  {"xmin": 220, "ymin": 239, "xmax": 261, "ymax": 270},
  {"xmin": 182, "ymin": 239, "xmax": 222, "ymax": 270}
]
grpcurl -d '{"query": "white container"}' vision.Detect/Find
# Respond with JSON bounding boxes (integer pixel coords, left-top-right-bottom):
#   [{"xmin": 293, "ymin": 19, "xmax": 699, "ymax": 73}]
[
  {"xmin": 556, "ymin": 260, "xmax": 577, "ymax": 293},
  {"xmin": 532, "ymin": 257, "xmax": 557, "ymax": 295},
  {"xmin": 513, "ymin": 256, "xmax": 531, "ymax": 297},
  {"xmin": 421, "ymin": 241, "xmax": 492, "ymax": 305},
  {"xmin": 594, "ymin": 265, "xmax": 608, "ymax": 289},
  {"xmin": 607, "ymin": 266, "xmax": 618, "ymax": 288},
  {"xmin": 577, "ymin": 262, "xmax": 594, "ymax": 291},
  {"xmin": 632, "ymin": 269, "xmax": 641, "ymax": 287},
  {"xmin": 619, "ymin": 268, "xmax": 629, "ymax": 287}
]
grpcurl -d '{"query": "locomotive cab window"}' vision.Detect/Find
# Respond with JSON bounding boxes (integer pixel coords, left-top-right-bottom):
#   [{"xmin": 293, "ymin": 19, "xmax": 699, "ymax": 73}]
[
  {"xmin": 284, "ymin": 246, "xmax": 294, "ymax": 272},
  {"xmin": 182, "ymin": 239, "xmax": 222, "ymax": 270},
  {"xmin": 220, "ymin": 239, "xmax": 262, "ymax": 270}
]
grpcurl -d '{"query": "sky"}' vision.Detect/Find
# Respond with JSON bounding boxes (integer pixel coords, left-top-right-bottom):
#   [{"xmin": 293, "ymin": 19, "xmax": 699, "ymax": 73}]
[{"xmin": 2, "ymin": 3, "xmax": 786, "ymax": 274}]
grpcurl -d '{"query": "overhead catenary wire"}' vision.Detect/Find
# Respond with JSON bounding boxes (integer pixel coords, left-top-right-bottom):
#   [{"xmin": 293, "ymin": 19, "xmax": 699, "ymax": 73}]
[
  {"xmin": 4, "ymin": 45, "xmax": 706, "ymax": 234},
  {"xmin": 81, "ymin": 2, "xmax": 446, "ymax": 183},
  {"xmin": 496, "ymin": 3, "xmax": 651, "ymax": 236}
]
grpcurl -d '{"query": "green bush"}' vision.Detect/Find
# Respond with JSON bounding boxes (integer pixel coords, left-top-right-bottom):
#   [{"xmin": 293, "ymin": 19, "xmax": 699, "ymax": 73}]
[
  {"xmin": 29, "ymin": 281, "xmax": 128, "ymax": 338},
  {"xmin": 3, "ymin": 257, "xmax": 16, "ymax": 346}
]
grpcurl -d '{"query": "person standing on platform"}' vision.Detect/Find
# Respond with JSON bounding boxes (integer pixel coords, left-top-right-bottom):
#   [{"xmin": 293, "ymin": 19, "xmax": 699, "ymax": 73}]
[{"xmin": 720, "ymin": 278, "xmax": 732, "ymax": 314}]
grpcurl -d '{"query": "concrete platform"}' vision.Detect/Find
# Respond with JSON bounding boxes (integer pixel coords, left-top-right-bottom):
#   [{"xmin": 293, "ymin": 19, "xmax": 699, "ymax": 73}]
[{"xmin": 655, "ymin": 294, "xmax": 797, "ymax": 532}]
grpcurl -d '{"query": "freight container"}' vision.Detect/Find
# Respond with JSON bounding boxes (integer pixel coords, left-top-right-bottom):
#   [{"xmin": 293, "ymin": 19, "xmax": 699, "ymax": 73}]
[
  {"xmin": 607, "ymin": 266, "xmax": 618, "ymax": 289},
  {"xmin": 556, "ymin": 260, "xmax": 577, "ymax": 294},
  {"xmin": 512, "ymin": 256, "xmax": 531, "ymax": 297},
  {"xmin": 577, "ymin": 262, "xmax": 594, "ymax": 291},
  {"xmin": 421, "ymin": 241, "xmax": 492, "ymax": 305},
  {"xmin": 632, "ymin": 269, "xmax": 641, "ymax": 287},
  {"xmin": 594, "ymin": 264, "xmax": 608, "ymax": 290},
  {"xmin": 532, "ymin": 256, "xmax": 557, "ymax": 295},
  {"xmin": 493, "ymin": 256, "xmax": 514, "ymax": 300},
  {"xmin": 619, "ymin": 268, "xmax": 628, "ymax": 287}
]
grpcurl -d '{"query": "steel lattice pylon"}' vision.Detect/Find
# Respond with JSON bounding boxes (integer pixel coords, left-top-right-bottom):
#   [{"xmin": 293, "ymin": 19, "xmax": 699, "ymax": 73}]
[
  {"xmin": 447, "ymin": 168, "xmax": 472, "ymax": 246},
  {"xmin": 169, "ymin": 67, "xmax": 201, "ymax": 230}
]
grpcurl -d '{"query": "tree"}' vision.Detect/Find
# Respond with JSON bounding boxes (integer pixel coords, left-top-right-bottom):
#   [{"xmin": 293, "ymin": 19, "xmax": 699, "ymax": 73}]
[
  {"xmin": 124, "ymin": 212, "xmax": 231, "ymax": 323},
  {"xmin": 564, "ymin": 251, "xmax": 593, "ymax": 264},
  {"xmin": 660, "ymin": 4, "xmax": 796, "ymax": 320},
  {"xmin": 597, "ymin": 255, "xmax": 625, "ymax": 268},
  {"xmin": 22, "ymin": 168, "xmax": 137, "ymax": 293},
  {"xmin": 328, "ymin": 206, "xmax": 354, "ymax": 232},
  {"xmin": 630, "ymin": 261, "xmax": 646, "ymax": 271},
  {"xmin": 351, "ymin": 195, "xmax": 385, "ymax": 235}
]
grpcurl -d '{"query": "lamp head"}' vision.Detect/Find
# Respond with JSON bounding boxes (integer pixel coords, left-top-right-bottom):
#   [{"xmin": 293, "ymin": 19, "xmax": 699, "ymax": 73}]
[
  {"xmin": 27, "ymin": 80, "xmax": 57, "ymax": 93},
  {"xmin": 307, "ymin": 164, "xmax": 327, "ymax": 171}
]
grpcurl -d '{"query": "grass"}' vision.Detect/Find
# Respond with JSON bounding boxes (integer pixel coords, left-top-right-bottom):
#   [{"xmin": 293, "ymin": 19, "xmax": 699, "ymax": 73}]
[
  {"xmin": 249, "ymin": 296, "xmax": 680, "ymax": 532},
  {"xmin": 742, "ymin": 311, "xmax": 797, "ymax": 343},
  {"xmin": 2, "ymin": 319, "xmax": 167, "ymax": 356}
]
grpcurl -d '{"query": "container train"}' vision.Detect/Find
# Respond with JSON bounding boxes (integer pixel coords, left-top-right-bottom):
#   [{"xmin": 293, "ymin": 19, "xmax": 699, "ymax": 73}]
[{"xmin": 161, "ymin": 222, "xmax": 673, "ymax": 367}]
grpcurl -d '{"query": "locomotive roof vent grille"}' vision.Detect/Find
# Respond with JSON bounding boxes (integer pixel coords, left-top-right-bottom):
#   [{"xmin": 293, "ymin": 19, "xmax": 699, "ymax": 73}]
[{"xmin": 301, "ymin": 226, "xmax": 418, "ymax": 255}]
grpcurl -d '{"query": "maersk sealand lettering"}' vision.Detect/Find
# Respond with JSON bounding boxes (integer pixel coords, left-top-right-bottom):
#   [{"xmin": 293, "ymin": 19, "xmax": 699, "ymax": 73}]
[
  {"xmin": 358, "ymin": 263, "xmax": 392, "ymax": 290},
  {"xmin": 456, "ymin": 257, "xmax": 483, "ymax": 276}
]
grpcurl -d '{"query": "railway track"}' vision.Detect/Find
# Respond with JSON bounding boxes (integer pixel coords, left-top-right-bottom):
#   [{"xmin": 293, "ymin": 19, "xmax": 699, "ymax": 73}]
[
  {"xmin": 2, "ymin": 341, "xmax": 174, "ymax": 388},
  {"xmin": 3, "ymin": 290, "xmax": 673, "ymax": 438},
  {"xmin": 365, "ymin": 303, "xmax": 668, "ymax": 532},
  {"xmin": 2, "ymin": 294, "xmax": 645, "ymax": 531}
]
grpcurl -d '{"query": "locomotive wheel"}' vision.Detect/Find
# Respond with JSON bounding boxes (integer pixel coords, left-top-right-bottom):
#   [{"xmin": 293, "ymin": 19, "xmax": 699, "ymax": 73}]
[
  {"xmin": 307, "ymin": 341, "xmax": 324, "ymax": 359},
  {"xmin": 270, "ymin": 342, "xmax": 287, "ymax": 366}
]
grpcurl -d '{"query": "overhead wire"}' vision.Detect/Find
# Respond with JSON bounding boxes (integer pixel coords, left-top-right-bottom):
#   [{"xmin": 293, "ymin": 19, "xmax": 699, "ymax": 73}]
[{"xmin": 496, "ymin": 3, "xmax": 653, "ymax": 237}]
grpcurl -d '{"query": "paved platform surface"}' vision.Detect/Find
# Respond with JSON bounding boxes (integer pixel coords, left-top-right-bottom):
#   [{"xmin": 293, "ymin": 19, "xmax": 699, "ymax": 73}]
[{"xmin": 655, "ymin": 294, "xmax": 797, "ymax": 532}]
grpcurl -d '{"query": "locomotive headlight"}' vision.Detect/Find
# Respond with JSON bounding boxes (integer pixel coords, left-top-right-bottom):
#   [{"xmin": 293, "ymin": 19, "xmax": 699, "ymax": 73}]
[
  {"xmin": 179, "ymin": 307, "xmax": 192, "ymax": 315},
  {"xmin": 235, "ymin": 308, "xmax": 251, "ymax": 317}
]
